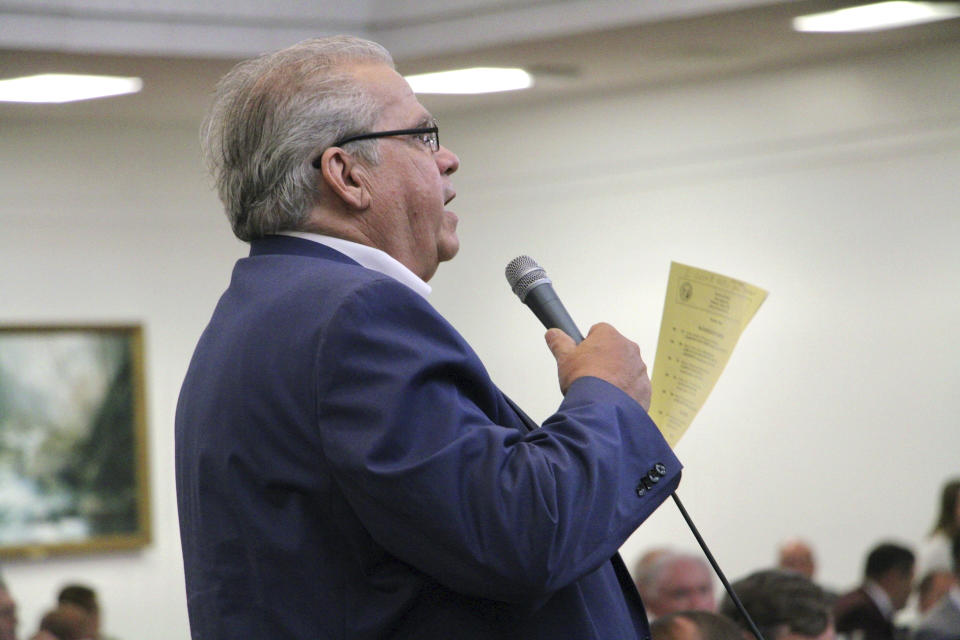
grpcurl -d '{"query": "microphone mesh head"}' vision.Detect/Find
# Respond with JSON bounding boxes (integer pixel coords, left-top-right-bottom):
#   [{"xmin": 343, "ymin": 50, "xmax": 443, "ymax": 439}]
[{"xmin": 505, "ymin": 255, "xmax": 551, "ymax": 302}]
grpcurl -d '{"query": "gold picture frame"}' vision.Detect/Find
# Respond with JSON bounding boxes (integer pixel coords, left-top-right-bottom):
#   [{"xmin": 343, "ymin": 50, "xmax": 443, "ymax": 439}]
[{"xmin": 0, "ymin": 324, "xmax": 151, "ymax": 559}]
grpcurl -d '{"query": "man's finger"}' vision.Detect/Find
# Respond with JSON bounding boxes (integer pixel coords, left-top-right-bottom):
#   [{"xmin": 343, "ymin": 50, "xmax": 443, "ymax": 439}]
[{"xmin": 545, "ymin": 328, "xmax": 576, "ymax": 360}]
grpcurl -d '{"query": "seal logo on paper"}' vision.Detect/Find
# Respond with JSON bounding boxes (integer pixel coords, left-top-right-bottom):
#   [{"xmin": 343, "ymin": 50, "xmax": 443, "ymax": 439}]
[{"xmin": 679, "ymin": 281, "xmax": 693, "ymax": 301}]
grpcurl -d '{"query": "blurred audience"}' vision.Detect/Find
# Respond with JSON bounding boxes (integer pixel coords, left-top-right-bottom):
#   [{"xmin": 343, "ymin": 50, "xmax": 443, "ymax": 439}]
[
  {"xmin": 652, "ymin": 610, "xmax": 746, "ymax": 640},
  {"xmin": 56, "ymin": 585, "xmax": 115, "ymax": 640},
  {"xmin": 911, "ymin": 532, "xmax": 960, "ymax": 640},
  {"xmin": 0, "ymin": 580, "xmax": 17, "ymax": 640},
  {"xmin": 778, "ymin": 538, "xmax": 840, "ymax": 605},
  {"xmin": 720, "ymin": 569, "xmax": 834, "ymax": 640},
  {"xmin": 635, "ymin": 549, "xmax": 716, "ymax": 618},
  {"xmin": 834, "ymin": 542, "xmax": 915, "ymax": 640},
  {"xmin": 909, "ymin": 478, "xmax": 960, "ymax": 630},
  {"xmin": 919, "ymin": 479, "xmax": 960, "ymax": 577},
  {"xmin": 2, "ymin": 499, "xmax": 951, "ymax": 640},
  {"xmin": 31, "ymin": 605, "xmax": 93, "ymax": 640},
  {"xmin": 917, "ymin": 572, "xmax": 956, "ymax": 617},
  {"xmin": 778, "ymin": 539, "xmax": 817, "ymax": 580}
]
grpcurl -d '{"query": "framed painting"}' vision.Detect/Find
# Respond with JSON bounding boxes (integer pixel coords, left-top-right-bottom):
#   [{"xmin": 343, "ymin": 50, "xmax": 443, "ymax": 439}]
[{"xmin": 0, "ymin": 324, "xmax": 150, "ymax": 559}]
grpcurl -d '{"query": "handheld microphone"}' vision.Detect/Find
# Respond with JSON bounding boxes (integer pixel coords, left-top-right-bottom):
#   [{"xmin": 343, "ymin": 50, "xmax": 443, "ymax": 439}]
[
  {"xmin": 504, "ymin": 256, "xmax": 584, "ymax": 343},
  {"xmin": 502, "ymin": 254, "xmax": 767, "ymax": 640}
]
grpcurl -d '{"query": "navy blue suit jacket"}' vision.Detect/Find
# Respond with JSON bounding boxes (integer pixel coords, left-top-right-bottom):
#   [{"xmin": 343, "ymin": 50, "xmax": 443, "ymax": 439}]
[{"xmin": 176, "ymin": 235, "xmax": 682, "ymax": 639}]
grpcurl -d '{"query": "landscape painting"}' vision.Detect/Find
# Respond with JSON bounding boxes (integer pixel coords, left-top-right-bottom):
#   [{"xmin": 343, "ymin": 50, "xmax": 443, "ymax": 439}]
[{"xmin": 0, "ymin": 325, "xmax": 150, "ymax": 558}]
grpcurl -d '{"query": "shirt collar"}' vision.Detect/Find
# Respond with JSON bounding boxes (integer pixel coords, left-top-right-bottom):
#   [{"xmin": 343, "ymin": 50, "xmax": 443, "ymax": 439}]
[
  {"xmin": 863, "ymin": 580, "xmax": 894, "ymax": 620},
  {"xmin": 277, "ymin": 231, "xmax": 431, "ymax": 299}
]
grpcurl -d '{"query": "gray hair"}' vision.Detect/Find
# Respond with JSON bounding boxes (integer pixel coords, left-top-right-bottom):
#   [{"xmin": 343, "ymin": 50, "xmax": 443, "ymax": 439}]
[
  {"xmin": 635, "ymin": 550, "xmax": 710, "ymax": 598},
  {"xmin": 201, "ymin": 36, "xmax": 394, "ymax": 241}
]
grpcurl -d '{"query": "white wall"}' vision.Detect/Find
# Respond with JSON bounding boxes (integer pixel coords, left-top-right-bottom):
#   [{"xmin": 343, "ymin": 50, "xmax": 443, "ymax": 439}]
[
  {"xmin": 0, "ymin": 121, "xmax": 244, "ymax": 639},
  {"xmin": 1, "ymin": 40, "xmax": 958, "ymax": 638},
  {"xmin": 427, "ymin": 41, "xmax": 960, "ymax": 593}
]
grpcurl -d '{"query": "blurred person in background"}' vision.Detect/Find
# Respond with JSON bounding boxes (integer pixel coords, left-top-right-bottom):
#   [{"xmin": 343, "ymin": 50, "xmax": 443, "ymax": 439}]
[
  {"xmin": 834, "ymin": 542, "xmax": 915, "ymax": 640},
  {"xmin": 720, "ymin": 569, "xmax": 835, "ymax": 640},
  {"xmin": 917, "ymin": 572, "xmax": 956, "ymax": 618},
  {"xmin": 912, "ymin": 532, "xmax": 960, "ymax": 640},
  {"xmin": 919, "ymin": 479, "xmax": 960, "ymax": 577},
  {"xmin": 778, "ymin": 539, "xmax": 817, "ymax": 580},
  {"xmin": 636, "ymin": 550, "xmax": 716, "ymax": 619},
  {"xmin": 0, "ymin": 580, "xmax": 17, "ymax": 640},
  {"xmin": 778, "ymin": 538, "xmax": 839, "ymax": 604},
  {"xmin": 651, "ymin": 610, "xmax": 745, "ymax": 640},
  {"xmin": 911, "ymin": 479, "xmax": 960, "ymax": 626},
  {"xmin": 56, "ymin": 585, "xmax": 116, "ymax": 640},
  {"xmin": 31, "ymin": 605, "xmax": 92, "ymax": 640}
]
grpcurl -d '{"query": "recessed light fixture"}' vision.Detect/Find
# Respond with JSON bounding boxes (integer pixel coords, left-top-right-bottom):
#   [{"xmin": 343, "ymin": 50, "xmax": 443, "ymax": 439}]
[
  {"xmin": 793, "ymin": 1, "xmax": 960, "ymax": 32},
  {"xmin": 404, "ymin": 67, "xmax": 533, "ymax": 94},
  {"xmin": 0, "ymin": 73, "xmax": 143, "ymax": 103}
]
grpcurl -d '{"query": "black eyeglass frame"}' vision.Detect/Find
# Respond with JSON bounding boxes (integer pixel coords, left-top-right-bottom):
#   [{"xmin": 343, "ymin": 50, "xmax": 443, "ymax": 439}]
[{"xmin": 312, "ymin": 125, "xmax": 440, "ymax": 168}]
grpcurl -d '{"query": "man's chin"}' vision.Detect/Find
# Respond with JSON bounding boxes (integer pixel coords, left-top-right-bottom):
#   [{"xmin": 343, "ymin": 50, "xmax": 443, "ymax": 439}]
[
  {"xmin": 438, "ymin": 235, "xmax": 460, "ymax": 263},
  {"xmin": 437, "ymin": 224, "xmax": 460, "ymax": 262}
]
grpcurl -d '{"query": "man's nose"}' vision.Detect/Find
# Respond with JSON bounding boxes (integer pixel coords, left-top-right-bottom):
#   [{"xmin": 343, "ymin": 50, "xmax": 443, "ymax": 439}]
[{"xmin": 437, "ymin": 145, "xmax": 459, "ymax": 176}]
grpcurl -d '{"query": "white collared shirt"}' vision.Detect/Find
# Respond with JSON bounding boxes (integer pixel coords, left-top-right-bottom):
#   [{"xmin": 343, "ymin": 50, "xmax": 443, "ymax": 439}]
[
  {"xmin": 277, "ymin": 231, "xmax": 432, "ymax": 300},
  {"xmin": 863, "ymin": 580, "xmax": 894, "ymax": 621}
]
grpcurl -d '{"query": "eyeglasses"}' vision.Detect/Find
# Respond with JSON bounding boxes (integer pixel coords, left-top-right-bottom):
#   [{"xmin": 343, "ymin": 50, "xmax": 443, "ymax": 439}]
[{"xmin": 312, "ymin": 123, "xmax": 440, "ymax": 168}]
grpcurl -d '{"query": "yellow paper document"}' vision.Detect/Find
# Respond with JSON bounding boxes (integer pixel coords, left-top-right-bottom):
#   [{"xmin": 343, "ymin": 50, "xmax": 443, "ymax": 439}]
[{"xmin": 648, "ymin": 262, "xmax": 767, "ymax": 447}]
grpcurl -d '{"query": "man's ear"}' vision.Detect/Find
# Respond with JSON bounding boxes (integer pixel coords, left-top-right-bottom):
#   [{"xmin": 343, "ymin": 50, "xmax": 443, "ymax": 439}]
[{"xmin": 318, "ymin": 147, "xmax": 371, "ymax": 211}]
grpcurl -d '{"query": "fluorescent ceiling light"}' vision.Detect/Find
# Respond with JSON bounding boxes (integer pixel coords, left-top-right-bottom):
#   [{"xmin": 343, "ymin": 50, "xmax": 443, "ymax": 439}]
[
  {"xmin": 0, "ymin": 73, "xmax": 143, "ymax": 103},
  {"xmin": 405, "ymin": 67, "xmax": 533, "ymax": 94},
  {"xmin": 793, "ymin": 1, "xmax": 960, "ymax": 32}
]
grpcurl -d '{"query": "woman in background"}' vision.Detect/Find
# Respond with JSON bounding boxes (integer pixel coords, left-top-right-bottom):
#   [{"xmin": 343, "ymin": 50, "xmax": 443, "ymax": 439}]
[
  {"xmin": 921, "ymin": 479, "xmax": 960, "ymax": 575},
  {"xmin": 914, "ymin": 478, "xmax": 960, "ymax": 614}
]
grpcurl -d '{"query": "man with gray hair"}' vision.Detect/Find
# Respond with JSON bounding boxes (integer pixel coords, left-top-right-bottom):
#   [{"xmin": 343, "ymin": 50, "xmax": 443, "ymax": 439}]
[
  {"xmin": 176, "ymin": 36, "xmax": 681, "ymax": 639},
  {"xmin": 635, "ymin": 549, "xmax": 716, "ymax": 618}
]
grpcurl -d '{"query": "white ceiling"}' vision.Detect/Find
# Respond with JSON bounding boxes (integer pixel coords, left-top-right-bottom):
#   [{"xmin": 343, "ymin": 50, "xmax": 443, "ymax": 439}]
[
  {"xmin": 0, "ymin": 0, "xmax": 787, "ymax": 59},
  {"xmin": 1, "ymin": 0, "xmax": 959, "ymax": 122}
]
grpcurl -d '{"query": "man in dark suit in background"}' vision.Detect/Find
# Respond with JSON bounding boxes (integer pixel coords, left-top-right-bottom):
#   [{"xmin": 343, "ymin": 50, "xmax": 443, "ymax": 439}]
[
  {"xmin": 175, "ymin": 35, "xmax": 681, "ymax": 639},
  {"xmin": 913, "ymin": 533, "xmax": 960, "ymax": 640},
  {"xmin": 834, "ymin": 543, "xmax": 916, "ymax": 640}
]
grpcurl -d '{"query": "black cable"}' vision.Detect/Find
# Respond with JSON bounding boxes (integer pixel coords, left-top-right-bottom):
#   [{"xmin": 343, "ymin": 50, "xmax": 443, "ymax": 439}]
[{"xmin": 670, "ymin": 492, "xmax": 766, "ymax": 640}]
